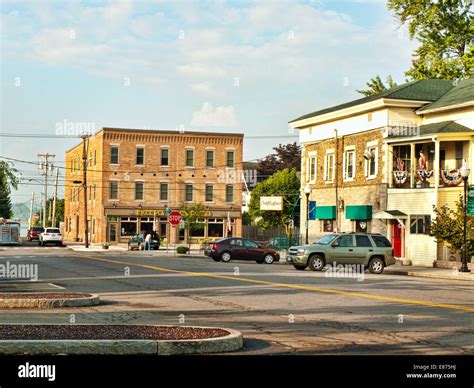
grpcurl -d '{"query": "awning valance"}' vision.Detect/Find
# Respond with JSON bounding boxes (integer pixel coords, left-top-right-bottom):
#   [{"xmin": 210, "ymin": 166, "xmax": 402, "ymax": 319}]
[
  {"xmin": 345, "ymin": 205, "xmax": 372, "ymax": 220},
  {"xmin": 372, "ymin": 210, "xmax": 408, "ymax": 220},
  {"xmin": 315, "ymin": 206, "xmax": 336, "ymax": 219}
]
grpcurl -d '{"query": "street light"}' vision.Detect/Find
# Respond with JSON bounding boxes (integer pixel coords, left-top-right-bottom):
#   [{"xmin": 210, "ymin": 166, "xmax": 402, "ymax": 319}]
[
  {"xmin": 460, "ymin": 162, "xmax": 471, "ymax": 273},
  {"xmin": 304, "ymin": 185, "xmax": 311, "ymax": 245}
]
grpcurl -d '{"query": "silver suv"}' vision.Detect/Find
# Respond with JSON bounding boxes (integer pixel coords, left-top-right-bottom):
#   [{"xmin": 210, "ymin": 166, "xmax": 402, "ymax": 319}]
[{"xmin": 287, "ymin": 233, "xmax": 395, "ymax": 274}]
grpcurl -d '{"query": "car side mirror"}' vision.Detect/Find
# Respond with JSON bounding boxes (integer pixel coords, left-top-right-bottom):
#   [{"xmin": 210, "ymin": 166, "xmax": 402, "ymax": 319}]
[{"xmin": 331, "ymin": 242, "xmax": 339, "ymax": 248}]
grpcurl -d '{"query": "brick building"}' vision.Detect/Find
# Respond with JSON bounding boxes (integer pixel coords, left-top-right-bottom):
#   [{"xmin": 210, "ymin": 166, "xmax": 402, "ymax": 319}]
[
  {"xmin": 290, "ymin": 79, "xmax": 474, "ymax": 267},
  {"xmin": 64, "ymin": 128, "xmax": 244, "ymax": 245}
]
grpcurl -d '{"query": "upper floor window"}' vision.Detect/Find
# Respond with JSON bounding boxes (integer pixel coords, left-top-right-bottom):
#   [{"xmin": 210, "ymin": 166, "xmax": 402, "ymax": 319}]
[
  {"xmin": 110, "ymin": 146, "xmax": 119, "ymax": 164},
  {"xmin": 206, "ymin": 150, "xmax": 214, "ymax": 168},
  {"xmin": 308, "ymin": 155, "xmax": 316, "ymax": 182},
  {"xmin": 365, "ymin": 144, "xmax": 378, "ymax": 179},
  {"xmin": 226, "ymin": 185, "xmax": 234, "ymax": 202},
  {"xmin": 135, "ymin": 182, "xmax": 144, "ymax": 201},
  {"xmin": 160, "ymin": 183, "xmax": 169, "ymax": 201},
  {"xmin": 94, "ymin": 149, "xmax": 97, "ymax": 166},
  {"xmin": 344, "ymin": 149, "xmax": 355, "ymax": 181},
  {"xmin": 186, "ymin": 149, "xmax": 194, "ymax": 167},
  {"xmin": 226, "ymin": 151, "xmax": 235, "ymax": 168},
  {"xmin": 109, "ymin": 181, "xmax": 119, "ymax": 200},
  {"xmin": 161, "ymin": 148, "xmax": 169, "ymax": 166},
  {"xmin": 205, "ymin": 184, "xmax": 214, "ymax": 202},
  {"xmin": 324, "ymin": 152, "xmax": 335, "ymax": 182},
  {"xmin": 185, "ymin": 184, "xmax": 193, "ymax": 202},
  {"xmin": 136, "ymin": 147, "xmax": 144, "ymax": 166}
]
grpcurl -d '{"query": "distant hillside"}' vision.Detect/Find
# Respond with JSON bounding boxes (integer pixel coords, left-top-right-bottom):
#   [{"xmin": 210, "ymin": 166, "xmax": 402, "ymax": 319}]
[{"xmin": 11, "ymin": 202, "xmax": 41, "ymax": 225}]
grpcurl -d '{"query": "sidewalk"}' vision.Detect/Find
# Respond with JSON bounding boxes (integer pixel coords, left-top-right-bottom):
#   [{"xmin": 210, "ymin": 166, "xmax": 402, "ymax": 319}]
[{"xmin": 385, "ymin": 263, "xmax": 474, "ymax": 281}]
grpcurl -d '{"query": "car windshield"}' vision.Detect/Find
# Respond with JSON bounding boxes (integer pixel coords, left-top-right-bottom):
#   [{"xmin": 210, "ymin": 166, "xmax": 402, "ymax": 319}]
[
  {"xmin": 315, "ymin": 234, "xmax": 337, "ymax": 245},
  {"xmin": 46, "ymin": 228, "xmax": 60, "ymax": 233}
]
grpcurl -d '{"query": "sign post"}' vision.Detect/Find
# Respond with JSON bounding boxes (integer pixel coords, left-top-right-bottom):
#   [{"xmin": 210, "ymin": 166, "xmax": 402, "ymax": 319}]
[{"xmin": 467, "ymin": 187, "xmax": 474, "ymax": 215}]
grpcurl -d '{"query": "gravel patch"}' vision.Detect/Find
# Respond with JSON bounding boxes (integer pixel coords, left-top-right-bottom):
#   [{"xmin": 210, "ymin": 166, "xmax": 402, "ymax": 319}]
[{"xmin": 0, "ymin": 325, "xmax": 230, "ymax": 340}]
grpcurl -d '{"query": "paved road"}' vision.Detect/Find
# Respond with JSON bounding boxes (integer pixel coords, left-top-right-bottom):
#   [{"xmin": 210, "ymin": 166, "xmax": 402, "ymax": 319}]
[{"xmin": 0, "ymin": 247, "xmax": 473, "ymax": 355}]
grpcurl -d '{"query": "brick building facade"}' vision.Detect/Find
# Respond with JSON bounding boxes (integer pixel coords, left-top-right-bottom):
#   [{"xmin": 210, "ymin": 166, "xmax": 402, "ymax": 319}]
[{"xmin": 64, "ymin": 128, "xmax": 244, "ymax": 245}]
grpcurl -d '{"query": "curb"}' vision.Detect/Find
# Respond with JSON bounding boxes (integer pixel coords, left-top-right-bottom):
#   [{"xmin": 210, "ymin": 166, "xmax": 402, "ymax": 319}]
[
  {"xmin": 386, "ymin": 270, "xmax": 474, "ymax": 282},
  {"xmin": 0, "ymin": 293, "xmax": 101, "ymax": 308},
  {"xmin": 0, "ymin": 326, "xmax": 243, "ymax": 355}
]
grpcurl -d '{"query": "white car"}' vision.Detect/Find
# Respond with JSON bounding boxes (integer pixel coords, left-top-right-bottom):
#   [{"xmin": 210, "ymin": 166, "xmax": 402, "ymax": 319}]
[{"xmin": 39, "ymin": 228, "xmax": 63, "ymax": 246}]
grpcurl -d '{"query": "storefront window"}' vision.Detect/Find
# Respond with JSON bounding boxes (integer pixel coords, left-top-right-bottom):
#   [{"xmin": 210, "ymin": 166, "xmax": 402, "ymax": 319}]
[
  {"xmin": 121, "ymin": 217, "xmax": 137, "ymax": 236},
  {"xmin": 322, "ymin": 219, "xmax": 334, "ymax": 232},
  {"xmin": 208, "ymin": 218, "xmax": 224, "ymax": 238}
]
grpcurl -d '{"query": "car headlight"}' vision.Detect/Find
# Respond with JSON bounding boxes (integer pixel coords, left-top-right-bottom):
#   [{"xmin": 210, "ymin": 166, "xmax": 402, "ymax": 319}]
[{"xmin": 297, "ymin": 248, "xmax": 306, "ymax": 255}]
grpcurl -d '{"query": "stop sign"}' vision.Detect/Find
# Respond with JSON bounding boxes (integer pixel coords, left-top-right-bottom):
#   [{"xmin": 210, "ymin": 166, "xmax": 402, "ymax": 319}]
[
  {"xmin": 33, "ymin": 214, "xmax": 40, "ymax": 222},
  {"xmin": 168, "ymin": 211, "xmax": 182, "ymax": 226}
]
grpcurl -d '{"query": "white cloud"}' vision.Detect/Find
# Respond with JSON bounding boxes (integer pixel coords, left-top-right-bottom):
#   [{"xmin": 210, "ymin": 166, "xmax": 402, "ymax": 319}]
[
  {"xmin": 190, "ymin": 83, "xmax": 219, "ymax": 96},
  {"xmin": 190, "ymin": 102, "xmax": 237, "ymax": 128}
]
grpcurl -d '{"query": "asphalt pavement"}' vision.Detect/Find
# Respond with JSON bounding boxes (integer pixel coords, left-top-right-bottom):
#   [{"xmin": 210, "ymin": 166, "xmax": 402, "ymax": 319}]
[{"xmin": 0, "ymin": 246, "xmax": 472, "ymax": 355}]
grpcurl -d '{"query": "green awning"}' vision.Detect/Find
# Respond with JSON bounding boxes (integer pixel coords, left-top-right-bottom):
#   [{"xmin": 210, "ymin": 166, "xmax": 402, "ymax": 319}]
[
  {"xmin": 346, "ymin": 205, "xmax": 372, "ymax": 220},
  {"xmin": 315, "ymin": 206, "xmax": 336, "ymax": 219}
]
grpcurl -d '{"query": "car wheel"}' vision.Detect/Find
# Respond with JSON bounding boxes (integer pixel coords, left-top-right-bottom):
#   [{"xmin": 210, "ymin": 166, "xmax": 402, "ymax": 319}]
[
  {"xmin": 368, "ymin": 257, "xmax": 385, "ymax": 274},
  {"xmin": 308, "ymin": 255, "xmax": 325, "ymax": 271},
  {"xmin": 220, "ymin": 251, "xmax": 232, "ymax": 262},
  {"xmin": 263, "ymin": 254, "xmax": 275, "ymax": 264},
  {"xmin": 293, "ymin": 265, "xmax": 307, "ymax": 271}
]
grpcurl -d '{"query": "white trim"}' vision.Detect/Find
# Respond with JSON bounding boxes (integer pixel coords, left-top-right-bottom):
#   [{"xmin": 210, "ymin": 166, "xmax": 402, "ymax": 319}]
[
  {"xmin": 365, "ymin": 141, "xmax": 379, "ymax": 180},
  {"xmin": 343, "ymin": 148, "xmax": 356, "ymax": 182},
  {"xmin": 324, "ymin": 150, "xmax": 335, "ymax": 183},
  {"xmin": 290, "ymin": 98, "xmax": 430, "ymax": 128}
]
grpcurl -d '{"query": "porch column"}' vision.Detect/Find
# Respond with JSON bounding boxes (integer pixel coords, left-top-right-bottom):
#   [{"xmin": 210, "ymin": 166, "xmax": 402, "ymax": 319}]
[
  {"xmin": 410, "ymin": 143, "xmax": 415, "ymax": 188},
  {"xmin": 434, "ymin": 140, "xmax": 440, "ymax": 207}
]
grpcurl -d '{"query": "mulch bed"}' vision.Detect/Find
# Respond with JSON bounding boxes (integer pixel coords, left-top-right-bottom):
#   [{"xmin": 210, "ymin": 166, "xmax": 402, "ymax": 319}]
[
  {"xmin": 0, "ymin": 325, "xmax": 230, "ymax": 340},
  {"xmin": 0, "ymin": 293, "xmax": 92, "ymax": 299}
]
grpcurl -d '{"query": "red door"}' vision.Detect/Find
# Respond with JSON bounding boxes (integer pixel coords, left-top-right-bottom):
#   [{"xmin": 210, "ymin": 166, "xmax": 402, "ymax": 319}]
[{"xmin": 391, "ymin": 221, "xmax": 402, "ymax": 257}]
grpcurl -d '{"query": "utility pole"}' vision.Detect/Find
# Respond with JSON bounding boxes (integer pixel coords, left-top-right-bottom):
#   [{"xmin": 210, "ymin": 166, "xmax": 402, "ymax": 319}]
[
  {"xmin": 38, "ymin": 153, "xmax": 55, "ymax": 228},
  {"xmin": 28, "ymin": 192, "xmax": 35, "ymax": 230},
  {"xmin": 52, "ymin": 168, "xmax": 59, "ymax": 227},
  {"xmin": 81, "ymin": 135, "xmax": 90, "ymax": 248}
]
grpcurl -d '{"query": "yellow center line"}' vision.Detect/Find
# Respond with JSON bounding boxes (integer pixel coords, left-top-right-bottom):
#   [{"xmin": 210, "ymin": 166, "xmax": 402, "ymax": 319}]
[{"xmin": 76, "ymin": 254, "xmax": 474, "ymax": 313}]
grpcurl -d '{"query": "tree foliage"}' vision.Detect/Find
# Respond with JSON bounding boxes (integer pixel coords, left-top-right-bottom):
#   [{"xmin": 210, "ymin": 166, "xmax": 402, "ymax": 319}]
[
  {"xmin": 257, "ymin": 142, "xmax": 301, "ymax": 180},
  {"xmin": 356, "ymin": 75, "xmax": 398, "ymax": 96},
  {"xmin": 181, "ymin": 202, "xmax": 207, "ymax": 247},
  {"xmin": 248, "ymin": 168, "xmax": 300, "ymax": 236},
  {"xmin": 0, "ymin": 161, "xmax": 19, "ymax": 219},
  {"xmin": 388, "ymin": 0, "xmax": 474, "ymax": 80},
  {"xmin": 430, "ymin": 196, "xmax": 474, "ymax": 256}
]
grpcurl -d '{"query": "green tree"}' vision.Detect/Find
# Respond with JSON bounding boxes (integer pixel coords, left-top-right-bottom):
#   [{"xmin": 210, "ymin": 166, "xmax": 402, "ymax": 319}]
[
  {"xmin": 248, "ymin": 168, "xmax": 300, "ymax": 238},
  {"xmin": 430, "ymin": 196, "xmax": 474, "ymax": 256},
  {"xmin": 45, "ymin": 197, "xmax": 65, "ymax": 227},
  {"xmin": 0, "ymin": 161, "xmax": 19, "ymax": 219},
  {"xmin": 388, "ymin": 0, "xmax": 474, "ymax": 80},
  {"xmin": 181, "ymin": 202, "xmax": 207, "ymax": 249},
  {"xmin": 356, "ymin": 75, "xmax": 398, "ymax": 96},
  {"xmin": 257, "ymin": 142, "xmax": 301, "ymax": 180}
]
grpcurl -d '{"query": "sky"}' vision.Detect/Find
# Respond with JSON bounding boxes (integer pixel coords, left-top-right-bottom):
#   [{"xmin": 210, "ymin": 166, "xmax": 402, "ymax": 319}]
[{"xmin": 1, "ymin": 0, "xmax": 418, "ymax": 205}]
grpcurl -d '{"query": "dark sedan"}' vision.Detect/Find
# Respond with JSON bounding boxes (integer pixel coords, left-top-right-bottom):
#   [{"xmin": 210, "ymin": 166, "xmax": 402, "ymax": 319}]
[{"xmin": 204, "ymin": 237, "xmax": 280, "ymax": 264}]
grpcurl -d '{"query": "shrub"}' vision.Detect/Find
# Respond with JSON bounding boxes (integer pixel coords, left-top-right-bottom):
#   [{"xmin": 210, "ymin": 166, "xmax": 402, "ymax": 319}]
[{"xmin": 176, "ymin": 246, "xmax": 189, "ymax": 254}]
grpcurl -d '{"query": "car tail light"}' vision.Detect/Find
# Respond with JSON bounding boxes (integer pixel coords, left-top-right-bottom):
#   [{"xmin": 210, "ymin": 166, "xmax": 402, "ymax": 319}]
[
  {"xmin": 44, "ymin": 233, "xmax": 49, "ymax": 236},
  {"xmin": 210, "ymin": 243, "xmax": 218, "ymax": 249},
  {"xmin": 58, "ymin": 233, "xmax": 62, "ymax": 236}
]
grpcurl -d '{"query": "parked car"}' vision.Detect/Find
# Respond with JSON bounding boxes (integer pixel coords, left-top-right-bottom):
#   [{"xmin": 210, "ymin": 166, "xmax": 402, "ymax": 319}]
[
  {"xmin": 27, "ymin": 226, "xmax": 44, "ymax": 241},
  {"xmin": 128, "ymin": 233, "xmax": 160, "ymax": 251},
  {"xmin": 38, "ymin": 228, "xmax": 63, "ymax": 246},
  {"xmin": 204, "ymin": 237, "xmax": 280, "ymax": 264},
  {"xmin": 287, "ymin": 233, "xmax": 395, "ymax": 274},
  {"xmin": 265, "ymin": 236, "xmax": 300, "ymax": 250}
]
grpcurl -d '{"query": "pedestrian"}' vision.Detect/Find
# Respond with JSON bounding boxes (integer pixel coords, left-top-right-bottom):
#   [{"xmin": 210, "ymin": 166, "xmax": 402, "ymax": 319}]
[{"xmin": 145, "ymin": 232, "xmax": 152, "ymax": 251}]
